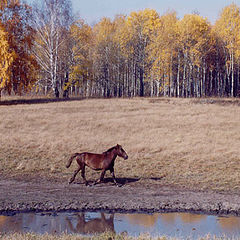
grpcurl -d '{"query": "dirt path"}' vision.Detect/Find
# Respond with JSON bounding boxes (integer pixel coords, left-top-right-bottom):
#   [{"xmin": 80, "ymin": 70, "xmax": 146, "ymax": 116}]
[{"xmin": 1, "ymin": 176, "xmax": 240, "ymax": 216}]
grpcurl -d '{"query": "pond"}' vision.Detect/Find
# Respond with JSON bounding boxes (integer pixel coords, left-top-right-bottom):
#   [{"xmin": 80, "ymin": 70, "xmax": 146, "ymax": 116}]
[{"xmin": 1, "ymin": 211, "xmax": 240, "ymax": 239}]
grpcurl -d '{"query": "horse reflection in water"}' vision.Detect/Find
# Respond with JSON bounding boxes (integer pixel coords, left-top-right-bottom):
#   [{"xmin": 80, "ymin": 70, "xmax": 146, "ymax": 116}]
[{"xmin": 66, "ymin": 213, "xmax": 115, "ymax": 234}]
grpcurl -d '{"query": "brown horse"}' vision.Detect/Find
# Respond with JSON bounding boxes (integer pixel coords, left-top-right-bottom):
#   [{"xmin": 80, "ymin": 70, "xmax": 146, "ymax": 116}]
[{"xmin": 66, "ymin": 144, "xmax": 128, "ymax": 186}]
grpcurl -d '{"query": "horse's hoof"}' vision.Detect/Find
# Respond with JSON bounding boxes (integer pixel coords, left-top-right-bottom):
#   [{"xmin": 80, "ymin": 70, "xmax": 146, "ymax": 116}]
[
  {"xmin": 116, "ymin": 184, "xmax": 122, "ymax": 187},
  {"xmin": 68, "ymin": 179, "xmax": 74, "ymax": 184}
]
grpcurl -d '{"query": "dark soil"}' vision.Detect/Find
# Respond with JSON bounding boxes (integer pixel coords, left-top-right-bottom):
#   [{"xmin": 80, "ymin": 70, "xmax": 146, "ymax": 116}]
[{"xmin": 1, "ymin": 175, "xmax": 240, "ymax": 216}]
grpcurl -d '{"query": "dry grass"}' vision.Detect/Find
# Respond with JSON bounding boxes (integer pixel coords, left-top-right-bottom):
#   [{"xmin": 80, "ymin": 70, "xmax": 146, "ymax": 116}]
[
  {"xmin": 0, "ymin": 232, "xmax": 129, "ymax": 240},
  {"xmin": 0, "ymin": 232, "xmax": 238, "ymax": 240},
  {"xmin": 0, "ymin": 232, "xmax": 151, "ymax": 240},
  {"xmin": 0, "ymin": 97, "xmax": 239, "ymax": 192}
]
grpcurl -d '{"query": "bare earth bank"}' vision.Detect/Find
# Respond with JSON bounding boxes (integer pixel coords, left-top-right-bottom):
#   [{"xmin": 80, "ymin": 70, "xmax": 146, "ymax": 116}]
[{"xmin": 1, "ymin": 176, "xmax": 240, "ymax": 216}]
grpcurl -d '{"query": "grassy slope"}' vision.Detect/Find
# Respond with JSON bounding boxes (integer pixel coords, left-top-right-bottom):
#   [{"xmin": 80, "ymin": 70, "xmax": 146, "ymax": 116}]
[{"xmin": 0, "ymin": 98, "xmax": 239, "ymax": 192}]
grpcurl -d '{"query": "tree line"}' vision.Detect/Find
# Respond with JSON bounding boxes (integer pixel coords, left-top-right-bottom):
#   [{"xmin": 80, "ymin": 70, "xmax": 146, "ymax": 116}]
[{"xmin": 0, "ymin": 0, "xmax": 240, "ymax": 98}]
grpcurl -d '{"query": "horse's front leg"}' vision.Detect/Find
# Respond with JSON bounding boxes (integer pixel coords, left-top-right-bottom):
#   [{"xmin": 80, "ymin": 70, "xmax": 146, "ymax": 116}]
[
  {"xmin": 94, "ymin": 170, "xmax": 106, "ymax": 185},
  {"xmin": 110, "ymin": 168, "xmax": 119, "ymax": 186}
]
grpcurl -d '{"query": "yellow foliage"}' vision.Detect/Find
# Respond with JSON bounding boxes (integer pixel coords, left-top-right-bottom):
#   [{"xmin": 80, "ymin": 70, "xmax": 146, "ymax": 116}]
[
  {"xmin": 69, "ymin": 19, "xmax": 93, "ymax": 85},
  {"xmin": 177, "ymin": 14, "xmax": 212, "ymax": 66},
  {"xmin": 0, "ymin": 23, "xmax": 15, "ymax": 91},
  {"xmin": 126, "ymin": 8, "xmax": 159, "ymax": 36},
  {"xmin": 0, "ymin": 1, "xmax": 39, "ymax": 95},
  {"xmin": 0, "ymin": 0, "xmax": 20, "ymax": 11},
  {"xmin": 215, "ymin": 3, "xmax": 240, "ymax": 58},
  {"xmin": 93, "ymin": 17, "xmax": 116, "ymax": 43},
  {"xmin": 119, "ymin": 9, "xmax": 159, "ymax": 57},
  {"xmin": 0, "ymin": 0, "xmax": 7, "ymax": 10},
  {"xmin": 147, "ymin": 12, "xmax": 178, "ymax": 83}
]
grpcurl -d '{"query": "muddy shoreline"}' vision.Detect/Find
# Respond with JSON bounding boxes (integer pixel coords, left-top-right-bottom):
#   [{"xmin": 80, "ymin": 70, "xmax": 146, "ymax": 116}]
[{"xmin": 1, "ymin": 177, "xmax": 240, "ymax": 216}]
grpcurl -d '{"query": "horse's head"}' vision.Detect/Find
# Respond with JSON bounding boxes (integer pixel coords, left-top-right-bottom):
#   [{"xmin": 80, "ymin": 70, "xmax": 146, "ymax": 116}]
[{"xmin": 115, "ymin": 144, "xmax": 128, "ymax": 160}]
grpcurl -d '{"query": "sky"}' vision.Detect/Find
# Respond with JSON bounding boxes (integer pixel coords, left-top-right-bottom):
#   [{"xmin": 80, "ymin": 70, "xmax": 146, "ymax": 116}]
[{"xmin": 27, "ymin": 0, "xmax": 240, "ymax": 25}]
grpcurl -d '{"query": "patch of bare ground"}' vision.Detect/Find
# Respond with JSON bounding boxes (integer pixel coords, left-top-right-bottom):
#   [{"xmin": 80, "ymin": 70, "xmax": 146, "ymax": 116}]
[{"xmin": 0, "ymin": 97, "xmax": 239, "ymax": 193}]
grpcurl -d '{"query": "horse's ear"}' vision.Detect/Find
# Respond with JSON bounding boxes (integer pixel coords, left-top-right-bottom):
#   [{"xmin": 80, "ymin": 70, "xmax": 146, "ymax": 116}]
[{"xmin": 116, "ymin": 144, "xmax": 120, "ymax": 147}]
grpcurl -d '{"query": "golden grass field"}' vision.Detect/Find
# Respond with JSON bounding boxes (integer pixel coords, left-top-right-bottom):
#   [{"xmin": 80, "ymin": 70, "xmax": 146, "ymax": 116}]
[{"xmin": 0, "ymin": 97, "xmax": 239, "ymax": 192}]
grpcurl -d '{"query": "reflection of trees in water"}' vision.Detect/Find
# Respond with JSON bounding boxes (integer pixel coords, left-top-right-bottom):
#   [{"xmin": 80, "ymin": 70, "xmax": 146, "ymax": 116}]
[
  {"xmin": 66, "ymin": 213, "xmax": 115, "ymax": 234},
  {"xmin": 124, "ymin": 212, "xmax": 240, "ymax": 232},
  {"xmin": 120, "ymin": 213, "xmax": 158, "ymax": 227},
  {"xmin": 21, "ymin": 212, "xmax": 68, "ymax": 234},
  {"xmin": 0, "ymin": 212, "xmax": 115, "ymax": 234},
  {"xmin": 217, "ymin": 216, "xmax": 240, "ymax": 231},
  {"xmin": 121, "ymin": 213, "xmax": 207, "ymax": 227},
  {"xmin": 180, "ymin": 213, "xmax": 206, "ymax": 224},
  {"xmin": 1, "ymin": 212, "xmax": 240, "ymax": 234},
  {"xmin": 0, "ymin": 213, "xmax": 65, "ymax": 234},
  {"xmin": 161, "ymin": 213, "xmax": 206, "ymax": 224},
  {"xmin": 0, "ymin": 215, "xmax": 24, "ymax": 233}
]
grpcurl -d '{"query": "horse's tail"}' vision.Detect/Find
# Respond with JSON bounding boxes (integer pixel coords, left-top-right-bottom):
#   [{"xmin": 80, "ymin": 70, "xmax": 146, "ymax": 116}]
[{"xmin": 66, "ymin": 153, "xmax": 79, "ymax": 168}]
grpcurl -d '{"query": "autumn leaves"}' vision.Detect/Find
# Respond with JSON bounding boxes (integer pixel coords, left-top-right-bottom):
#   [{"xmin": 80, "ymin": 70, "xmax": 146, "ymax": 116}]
[
  {"xmin": 0, "ymin": 24, "xmax": 14, "ymax": 96},
  {"xmin": 0, "ymin": 2, "xmax": 240, "ymax": 98},
  {"xmin": 72, "ymin": 6, "xmax": 240, "ymax": 98},
  {"xmin": 0, "ymin": 0, "xmax": 38, "ymax": 97}
]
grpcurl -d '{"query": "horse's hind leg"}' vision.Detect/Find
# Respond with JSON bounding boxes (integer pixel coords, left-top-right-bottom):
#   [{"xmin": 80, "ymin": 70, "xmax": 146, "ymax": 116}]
[
  {"xmin": 69, "ymin": 165, "xmax": 81, "ymax": 184},
  {"xmin": 81, "ymin": 164, "xmax": 88, "ymax": 186}
]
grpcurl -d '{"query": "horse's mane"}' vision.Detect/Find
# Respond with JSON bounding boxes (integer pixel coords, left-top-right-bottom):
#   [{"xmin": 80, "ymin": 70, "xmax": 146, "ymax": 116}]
[{"xmin": 103, "ymin": 146, "xmax": 116, "ymax": 153}]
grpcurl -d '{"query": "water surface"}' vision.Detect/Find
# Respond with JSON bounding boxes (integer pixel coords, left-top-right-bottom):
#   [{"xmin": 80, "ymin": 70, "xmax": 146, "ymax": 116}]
[{"xmin": 1, "ymin": 211, "xmax": 240, "ymax": 238}]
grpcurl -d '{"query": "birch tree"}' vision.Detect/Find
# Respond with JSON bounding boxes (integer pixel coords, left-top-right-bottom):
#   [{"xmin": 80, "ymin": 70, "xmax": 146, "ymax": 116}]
[
  {"xmin": 215, "ymin": 3, "xmax": 240, "ymax": 97},
  {"xmin": 177, "ymin": 14, "xmax": 212, "ymax": 97},
  {"xmin": 32, "ymin": 0, "xmax": 72, "ymax": 97},
  {"xmin": 120, "ymin": 9, "xmax": 159, "ymax": 97},
  {"xmin": 148, "ymin": 11, "xmax": 179, "ymax": 97},
  {"xmin": 69, "ymin": 19, "xmax": 93, "ymax": 96}
]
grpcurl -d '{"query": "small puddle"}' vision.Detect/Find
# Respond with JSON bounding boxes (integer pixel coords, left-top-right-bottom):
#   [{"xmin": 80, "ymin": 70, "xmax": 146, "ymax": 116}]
[{"xmin": 1, "ymin": 211, "xmax": 240, "ymax": 238}]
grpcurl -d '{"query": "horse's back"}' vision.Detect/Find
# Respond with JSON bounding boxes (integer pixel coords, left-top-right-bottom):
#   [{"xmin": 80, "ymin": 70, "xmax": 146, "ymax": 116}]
[{"xmin": 83, "ymin": 152, "xmax": 105, "ymax": 170}]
